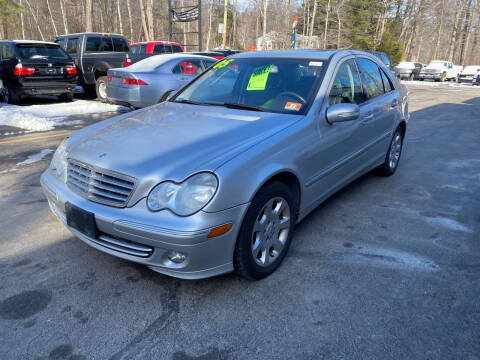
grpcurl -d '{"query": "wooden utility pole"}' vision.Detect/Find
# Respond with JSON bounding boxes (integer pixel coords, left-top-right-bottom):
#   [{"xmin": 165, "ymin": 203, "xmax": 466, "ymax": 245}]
[{"xmin": 222, "ymin": 0, "xmax": 228, "ymax": 49}]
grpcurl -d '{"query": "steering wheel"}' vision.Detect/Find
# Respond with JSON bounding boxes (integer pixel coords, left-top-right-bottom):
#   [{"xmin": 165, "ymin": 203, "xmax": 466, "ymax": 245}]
[{"xmin": 274, "ymin": 91, "xmax": 306, "ymax": 104}]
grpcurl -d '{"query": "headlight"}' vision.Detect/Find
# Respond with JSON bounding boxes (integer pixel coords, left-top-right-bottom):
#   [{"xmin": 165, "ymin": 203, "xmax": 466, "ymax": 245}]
[
  {"xmin": 147, "ymin": 172, "xmax": 218, "ymax": 216},
  {"xmin": 50, "ymin": 139, "xmax": 68, "ymax": 183}
]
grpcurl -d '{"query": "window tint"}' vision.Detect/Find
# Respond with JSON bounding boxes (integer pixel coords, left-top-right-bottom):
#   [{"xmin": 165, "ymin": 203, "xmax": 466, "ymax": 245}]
[
  {"xmin": 1, "ymin": 44, "xmax": 14, "ymax": 60},
  {"xmin": 380, "ymin": 69, "xmax": 392, "ymax": 92},
  {"xmin": 66, "ymin": 38, "xmax": 78, "ymax": 54},
  {"xmin": 203, "ymin": 59, "xmax": 217, "ymax": 69},
  {"xmin": 85, "ymin": 37, "xmax": 113, "ymax": 52},
  {"xmin": 56, "ymin": 39, "xmax": 65, "ymax": 49},
  {"xmin": 357, "ymin": 58, "xmax": 385, "ymax": 100},
  {"xmin": 172, "ymin": 59, "xmax": 204, "ymax": 75},
  {"xmin": 154, "ymin": 44, "xmax": 172, "ymax": 54},
  {"xmin": 329, "ymin": 59, "xmax": 364, "ymax": 105},
  {"xmin": 15, "ymin": 44, "xmax": 69, "ymax": 60},
  {"xmin": 113, "ymin": 37, "xmax": 129, "ymax": 52},
  {"xmin": 172, "ymin": 45, "xmax": 183, "ymax": 53},
  {"xmin": 130, "ymin": 44, "xmax": 146, "ymax": 54}
]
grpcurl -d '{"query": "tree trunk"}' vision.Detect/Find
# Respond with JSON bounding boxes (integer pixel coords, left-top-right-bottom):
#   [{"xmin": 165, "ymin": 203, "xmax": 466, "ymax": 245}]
[
  {"xmin": 233, "ymin": 0, "xmax": 238, "ymax": 48},
  {"xmin": 262, "ymin": 0, "xmax": 268, "ymax": 50},
  {"xmin": 431, "ymin": 0, "xmax": 445, "ymax": 61},
  {"xmin": 336, "ymin": 0, "xmax": 344, "ymax": 49},
  {"xmin": 206, "ymin": 0, "xmax": 215, "ymax": 50},
  {"xmin": 323, "ymin": 0, "xmax": 330, "ymax": 49},
  {"xmin": 139, "ymin": 0, "xmax": 150, "ymax": 41},
  {"xmin": 127, "ymin": 0, "xmax": 133, "ymax": 40},
  {"xmin": 24, "ymin": 0, "xmax": 45, "ymax": 40},
  {"xmin": 459, "ymin": 0, "xmax": 473, "ymax": 65},
  {"xmin": 19, "ymin": 0, "xmax": 26, "ymax": 39},
  {"xmin": 46, "ymin": 0, "xmax": 58, "ymax": 37},
  {"xmin": 85, "ymin": 0, "xmax": 93, "ymax": 32},
  {"xmin": 406, "ymin": 0, "xmax": 424, "ymax": 60},
  {"xmin": 146, "ymin": 0, "xmax": 154, "ymax": 40},
  {"xmin": 448, "ymin": 0, "xmax": 462, "ymax": 61},
  {"xmin": 117, "ymin": 0, "xmax": 123, "ymax": 35},
  {"xmin": 60, "ymin": 0, "xmax": 68, "ymax": 34},
  {"xmin": 308, "ymin": 0, "xmax": 318, "ymax": 48}
]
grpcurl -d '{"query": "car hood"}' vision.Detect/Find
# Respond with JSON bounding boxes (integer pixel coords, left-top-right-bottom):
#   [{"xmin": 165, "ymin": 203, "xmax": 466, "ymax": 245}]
[
  {"xmin": 67, "ymin": 102, "xmax": 301, "ymax": 181},
  {"xmin": 422, "ymin": 65, "xmax": 445, "ymax": 71}
]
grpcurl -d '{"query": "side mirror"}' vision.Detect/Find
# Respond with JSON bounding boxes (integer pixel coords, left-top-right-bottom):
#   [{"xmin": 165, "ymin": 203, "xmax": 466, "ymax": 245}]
[{"xmin": 326, "ymin": 103, "xmax": 360, "ymax": 124}]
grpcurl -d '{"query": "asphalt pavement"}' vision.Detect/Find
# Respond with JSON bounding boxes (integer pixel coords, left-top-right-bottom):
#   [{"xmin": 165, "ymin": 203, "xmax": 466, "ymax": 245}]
[{"xmin": 0, "ymin": 84, "xmax": 479, "ymax": 360}]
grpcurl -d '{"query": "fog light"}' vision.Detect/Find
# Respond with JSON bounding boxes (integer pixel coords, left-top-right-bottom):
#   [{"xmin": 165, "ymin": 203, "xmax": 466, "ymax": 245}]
[{"xmin": 167, "ymin": 251, "xmax": 186, "ymax": 264}]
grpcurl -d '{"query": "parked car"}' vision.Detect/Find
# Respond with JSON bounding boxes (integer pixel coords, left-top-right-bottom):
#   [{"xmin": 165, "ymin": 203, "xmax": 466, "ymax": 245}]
[
  {"xmin": 107, "ymin": 54, "xmax": 217, "ymax": 108},
  {"xmin": 41, "ymin": 50, "xmax": 408, "ymax": 280},
  {"xmin": 418, "ymin": 60, "xmax": 459, "ymax": 82},
  {"xmin": 129, "ymin": 41, "xmax": 184, "ymax": 64},
  {"xmin": 395, "ymin": 61, "xmax": 423, "ymax": 80},
  {"xmin": 0, "ymin": 40, "xmax": 77, "ymax": 104},
  {"xmin": 458, "ymin": 65, "xmax": 480, "ymax": 83},
  {"xmin": 55, "ymin": 32, "xmax": 130, "ymax": 101},
  {"xmin": 366, "ymin": 50, "xmax": 394, "ymax": 71},
  {"xmin": 210, "ymin": 48, "xmax": 243, "ymax": 57},
  {"xmin": 187, "ymin": 51, "xmax": 225, "ymax": 60}
]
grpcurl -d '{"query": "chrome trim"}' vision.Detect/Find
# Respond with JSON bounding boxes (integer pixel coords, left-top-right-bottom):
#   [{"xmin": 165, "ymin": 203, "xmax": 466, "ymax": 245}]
[
  {"xmin": 67, "ymin": 158, "xmax": 136, "ymax": 208},
  {"xmin": 94, "ymin": 234, "xmax": 153, "ymax": 257}
]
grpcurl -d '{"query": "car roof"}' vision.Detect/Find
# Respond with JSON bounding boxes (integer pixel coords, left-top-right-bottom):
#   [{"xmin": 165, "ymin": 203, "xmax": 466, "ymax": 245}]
[
  {"xmin": 123, "ymin": 53, "xmax": 216, "ymax": 72},
  {"xmin": 57, "ymin": 32, "xmax": 125, "ymax": 37},
  {"xmin": 8, "ymin": 40, "xmax": 59, "ymax": 46},
  {"xmin": 230, "ymin": 49, "xmax": 377, "ymax": 61},
  {"xmin": 130, "ymin": 41, "xmax": 182, "ymax": 46}
]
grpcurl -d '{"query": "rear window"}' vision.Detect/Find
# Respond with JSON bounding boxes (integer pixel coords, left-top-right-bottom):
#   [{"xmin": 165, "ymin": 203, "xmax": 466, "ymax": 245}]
[
  {"xmin": 85, "ymin": 37, "xmax": 113, "ymax": 52},
  {"xmin": 56, "ymin": 39, "xmax": 65, "ymax": 49},
  {"xmin": 113, "ymin": 37, "xmax": 129, "ymax": 52},
  {"xmin": 15, "ymin": 43, "xmax": 70, "ymax": 60},
  {"xmin": 130, "ymin": 44, "xmax": 146, "ymax": 54},
  {"xmin": 172, "ymin": 45, "xmax": 183, "ymax": 53},
  {"xmin": 66, "ymin": 38, "xmax": 78, "ymax": 54},
  {"xmin": 154, "ymin": 44, "xmax": 172, "ymax": 54}
]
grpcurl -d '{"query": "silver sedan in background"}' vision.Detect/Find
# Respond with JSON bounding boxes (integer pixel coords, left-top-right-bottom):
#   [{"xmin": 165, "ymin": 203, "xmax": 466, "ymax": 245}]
[{"xmin": 106, "ymin": 54, "xmax": 217, "ymax": 108}]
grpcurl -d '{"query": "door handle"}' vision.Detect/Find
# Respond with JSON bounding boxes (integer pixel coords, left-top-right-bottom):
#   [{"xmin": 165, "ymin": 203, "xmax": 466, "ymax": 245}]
[
  {"xmin": 363, "ymin": 113, "xmax": 374, "ymax": 122},
  {"xmin": 391, "ymin": 99, "xmax": 399, "ymax": 108}
]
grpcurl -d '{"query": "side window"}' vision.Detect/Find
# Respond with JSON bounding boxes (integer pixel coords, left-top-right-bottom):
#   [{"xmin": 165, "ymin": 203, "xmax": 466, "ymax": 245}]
[
  {"xmin": 357, "ymin": 58, "xmax": 385, "ymax": 100},
  {"xmin": 380, "ymin": 69, "xmax": 393, "ymax": 92},
  {"xmin": 153, "ymin": 44, "xmax": 169, "ymax": 54},
  {"xmin": 328, "ymin": 59, "xmax": 364, "ymax": 105},
  {"xmin": 172, "ymin": 59, "xmax": 204, "ymax": 75},
  {"xmin": 1, "ymin": 44, "xmax": 14, "ymax": 60},
  {"xmin": 113, "ymin": 37, "xmax": 129, "ymax": 52},
  {"xmin": 203, "ymin": 59, "xmax": 217, "ymax": 69},
  {"xmin": 86, "ymin": 37, "xmax": 113, "ymax": 52},
  {"xmin": 66, "ymin": 38, "xmax": 78, "ymax": 54},
  {"xmin": 172, "ymin": 45, "xmax": 183, "ymax": 53},
  {"xmin": 56, "ymin": 39, "xmax": 65, "ymax": 49}
]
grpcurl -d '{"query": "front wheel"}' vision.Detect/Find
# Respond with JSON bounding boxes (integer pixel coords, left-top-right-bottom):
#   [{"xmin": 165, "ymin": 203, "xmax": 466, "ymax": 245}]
[
  {"xmin": 376, "ymin": 128, "xmax": 404, "ymax": 177},
  {"xmin": 234, "ymin": 181, "xmax": 296, "ymax": 280},
  {"xmin": 95, "ymin": 76, "xmax": 108, "ymax": 102}
]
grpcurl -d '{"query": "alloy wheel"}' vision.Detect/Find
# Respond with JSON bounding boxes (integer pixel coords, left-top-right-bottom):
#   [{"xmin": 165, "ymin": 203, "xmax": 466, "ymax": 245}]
[
  {"xmin": 251, "ymin": 197, "xmax": 291, "ymax": 267},
  {"xmin": 388, "ymin": 131, "xmax": 402, "ymax": 169}
]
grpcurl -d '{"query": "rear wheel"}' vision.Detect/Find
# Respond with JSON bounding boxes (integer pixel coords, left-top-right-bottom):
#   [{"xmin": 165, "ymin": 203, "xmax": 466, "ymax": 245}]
[
  {"xmin": 95, "ymin": 76, "xmax": 108, "ymax": 101},
  {"xmin": 0, "ymin": 80, "xmax": 20, "ymax": 104},
  {"xmin": 58, "ymin": 92, "xmax": 73, "ymax": 102},
  {"xmin": 409, "ymin": 73, "xmax": 414, "ymax": 81},
  {"xmin": 234, "ymin": 181, "xmax": 296, "ymax": 280},
  {"xmin": 376, "ymin": 128, "xmax": 404, "ymax": 177}
]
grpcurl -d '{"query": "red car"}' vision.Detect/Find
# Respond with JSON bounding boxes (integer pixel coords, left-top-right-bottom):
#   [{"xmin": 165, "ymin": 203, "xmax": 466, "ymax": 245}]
[{"xmin": 129, "ymin": 41, "xmax": 184, "ymax": 64}]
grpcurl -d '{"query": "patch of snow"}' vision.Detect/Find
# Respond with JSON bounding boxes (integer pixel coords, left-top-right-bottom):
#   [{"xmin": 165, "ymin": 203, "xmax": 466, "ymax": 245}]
[
  {"xmin": 0, "ymin": 100, "xmax": 129, "ymax": 132},
  {"xmin": 425, "ymin": 216, "xmax": 473, "ymax": 233},
  {"xmin": 16, "ymin": 149, "xmax": 54, "ymax": 166},
  {"xmin": 0, "ymin": 168, "xmax": 17, "ymax": 174}
]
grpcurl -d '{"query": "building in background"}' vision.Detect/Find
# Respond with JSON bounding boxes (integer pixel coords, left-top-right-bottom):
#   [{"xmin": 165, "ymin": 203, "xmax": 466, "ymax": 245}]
[{"xmin": 256, "ymin": 31, "xmax": 321, "ymax": 51}]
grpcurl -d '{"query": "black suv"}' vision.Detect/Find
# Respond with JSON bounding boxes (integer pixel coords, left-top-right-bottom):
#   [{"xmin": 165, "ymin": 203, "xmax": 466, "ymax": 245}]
[
  {"xmin": 0, "ymin": 40, "xmax": 78, "ymax": 104},
  {"xmin": 55, "ymin": 33, "xmax": 130, "ymax": 101}
]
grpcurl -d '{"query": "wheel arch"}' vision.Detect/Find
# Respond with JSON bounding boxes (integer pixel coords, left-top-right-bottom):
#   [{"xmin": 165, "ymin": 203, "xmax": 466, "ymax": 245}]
[{"xmin": 93, "ymin": 62, "xmax": 111, "ymax": 80}]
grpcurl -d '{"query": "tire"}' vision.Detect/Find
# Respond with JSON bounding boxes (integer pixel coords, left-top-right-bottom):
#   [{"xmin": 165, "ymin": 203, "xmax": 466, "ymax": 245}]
[
  {"xmin": 234, "ymin": 181, "xmax": 297, "ymax": 280},
  {"xmin": 440, "ymin": 72, "xmax": 446, "ymax": 82},
  {"xmin": 58, "ymin": 92, "xmax": 73, "ymax": 102},
  {"xmin": 0, "ymin": 80, "xmax": 20, "ymax": 104},
  {"xmin": 376, "ymin": 127, "xmax": 404, "ymax": 177},
  {"xmin": 95, "ymin": 76, "xmax": 108, "ymax": 101},
  {"xmin": 409, "ymin": 73, "xmax": 414, "ymax": 81}
]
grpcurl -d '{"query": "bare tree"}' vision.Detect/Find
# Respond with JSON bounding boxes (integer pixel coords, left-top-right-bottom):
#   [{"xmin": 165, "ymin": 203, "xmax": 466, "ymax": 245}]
[
  {"xmin": 127, "ymin": 0, "xmax": 133, "ymax": 40},
  {"xmin": 59, "ymin": 0, "xmax": 68, "ymax": 34},
  {"xmin": 323, "ymin": 0, "xmax": 331, "ymax": 49},
  {"xmin": 262, "ymin": 0, "xmax": 268, "ymax": 50},
  {"xmin": 85, "ymin": 0, "xmax": 93, "ymax": 32},
  {"xmin": 448, "ymin": 0, "xmax": 463, "ymax": 61},
  {"xmin": 24, "ymin": 0, "xmax": 45, "ymax": 40},
  {"xmin": 308, "ymin": 0, "xmax": 318, "ymax": 48},
  {"xmin": 46, "ymin": 0, "xmax": 58, "ymax": 37}
]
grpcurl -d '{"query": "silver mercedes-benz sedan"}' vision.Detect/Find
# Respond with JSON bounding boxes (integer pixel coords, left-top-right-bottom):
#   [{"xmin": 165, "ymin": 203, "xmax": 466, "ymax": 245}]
[
  {"xmin": 106, "ymin": 53, "xmax": 217, "ymax": 108},
  {"xmin": 41, "ymin": 50, "xmax": 409, "ymax": 280}
]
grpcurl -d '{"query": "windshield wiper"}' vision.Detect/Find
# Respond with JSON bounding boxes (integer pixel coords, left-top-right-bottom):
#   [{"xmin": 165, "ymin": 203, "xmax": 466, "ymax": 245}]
[
  {"xmin": 221, "ymin": 102, "xmax": 266, "ymax": 112},
  {"xmin": 173, "ymin": 99, "xmax": 203, "ymax": 105}
]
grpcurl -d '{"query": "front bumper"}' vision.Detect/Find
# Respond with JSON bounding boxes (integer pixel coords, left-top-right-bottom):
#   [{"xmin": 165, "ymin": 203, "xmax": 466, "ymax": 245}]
[
  {"xmin": 458, "ymin": 76, "xmax": 474, "ymax": 83},
  {"xmin": 40, "ymin": 169, "xmax": 249, "ymax": 279},
  {"xmin": 418, "ymin": 73, "xmax": 442, "ymax": 80}
]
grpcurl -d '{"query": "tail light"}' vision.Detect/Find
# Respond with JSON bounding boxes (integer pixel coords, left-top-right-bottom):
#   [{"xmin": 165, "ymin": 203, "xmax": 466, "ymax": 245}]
[
  {"xmin": 14, "ymin": 63, "xmax": 35, "ymax": 76},
  {"xmin": 124, "ymin": 56, "xmax": 132, "ymax": 67},
  {"xmin": 65, "ymin": 65, "xmax": 77, "ymax": 75},
  {"xmin": 123, "ymin": 78, "xmax": 147, "ymax": 85},
  {"xmin": 107, "ymin": 76, "xmax": 112, "ymax": 82}
]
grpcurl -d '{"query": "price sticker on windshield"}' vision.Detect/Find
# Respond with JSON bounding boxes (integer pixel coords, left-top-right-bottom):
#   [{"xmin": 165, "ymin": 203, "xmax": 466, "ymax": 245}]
[
  {"xmin": 284, "ymin": 102, "xmax": 302, "ymax": 111},
  {"xmin": 213, "ymin": 59, "xmax": 234, "ymax": 69},
  {"xmin": 246, "ymin": 64, "xmax": 274, "ymax": 91}
]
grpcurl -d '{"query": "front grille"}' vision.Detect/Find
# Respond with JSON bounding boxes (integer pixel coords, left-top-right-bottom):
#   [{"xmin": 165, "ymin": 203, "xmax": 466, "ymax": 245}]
[
  {"xmin": 92, "ymin": 233, "xmax": 153, "ymax": 257},
  {"xmin": 67, "ymin": 159, "xmax": 136, "ymax": 208},
  {"xmin": 425, "ymin": 69, "xmax": 439, "ymax": 74}
]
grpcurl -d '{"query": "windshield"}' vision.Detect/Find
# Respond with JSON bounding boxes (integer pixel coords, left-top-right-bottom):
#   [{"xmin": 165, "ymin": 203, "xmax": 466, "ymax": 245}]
[
  {"xmin": 173, "ymin": 57, "xmax": 325, "ymax": 114},
  {"xmin": 429, "ymin": 61, "xmax": 447, "ymax": 67},
  {"xmin": 463, "ymin": 66, "xmax": 480, "ymax": 73},
  {"xmin": 398, "ymin": 62, "xmax": 415, "ymax": 69},
  {"xmin": 15, "ymin": 44, "xmax": 70, "ymax": 60}
]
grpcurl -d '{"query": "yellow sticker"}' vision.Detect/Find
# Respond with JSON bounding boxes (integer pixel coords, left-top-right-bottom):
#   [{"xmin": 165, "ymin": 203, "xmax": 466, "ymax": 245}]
[
  {"xmin": 213, "ymin": 59, "xmax": 234, "ymax": 69},
  {"xmin": 246, "ymin": 64, "xmax": 274, "ymax": 91}
]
